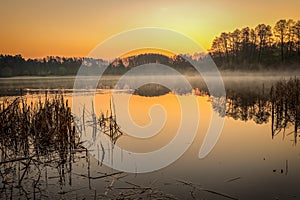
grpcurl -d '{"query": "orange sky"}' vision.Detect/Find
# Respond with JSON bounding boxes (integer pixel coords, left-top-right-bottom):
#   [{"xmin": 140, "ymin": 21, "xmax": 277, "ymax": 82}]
[{"xmin": 0, "ymin": 0, "xmax": 300, "ymax": 58}]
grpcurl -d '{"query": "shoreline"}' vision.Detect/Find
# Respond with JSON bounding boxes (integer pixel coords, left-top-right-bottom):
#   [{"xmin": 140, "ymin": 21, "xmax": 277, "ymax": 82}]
[{"xmin": 0, "ymin": 70, "xmax": 300, "ymax": 79}]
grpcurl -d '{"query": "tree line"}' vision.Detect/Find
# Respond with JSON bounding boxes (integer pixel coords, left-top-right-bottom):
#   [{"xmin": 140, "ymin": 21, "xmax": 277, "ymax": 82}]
[
  {"xmin": 0, "ymin": 53, "xmax": 198, "ymax": 77},
  {"xmin": 0, "ymin": 55, "xmax": 84, "ymax": 77},
  {"xmin": 1, "ymin": 19, "xmax": 300, "ymax": 77},
  {"xmin": 209, "ymin": 19, "xmax": 300, "ymax": 70}
]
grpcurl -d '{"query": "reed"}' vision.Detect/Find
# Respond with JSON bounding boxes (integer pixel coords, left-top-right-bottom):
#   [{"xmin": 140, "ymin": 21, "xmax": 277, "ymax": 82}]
[
  {"xmin": 0, "ymin": 94, "xmax": 80, "ymax": 160},
  {"xmin": 98, "ymin": 97, "xmax": 124, "ymax": 144},
  {"xmin": 0, "ymin": 93, "xmax": 87, "ymax": 199}
]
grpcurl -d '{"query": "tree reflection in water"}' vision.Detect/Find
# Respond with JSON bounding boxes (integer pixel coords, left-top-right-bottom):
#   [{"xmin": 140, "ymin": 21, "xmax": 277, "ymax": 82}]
[
  {"xmin": 1, "ymin": 77, "xmax": 300, "ymax": 199},
  {"xmin": 212, "ymin": 78, "xmax": 300, "ymax": 145}
]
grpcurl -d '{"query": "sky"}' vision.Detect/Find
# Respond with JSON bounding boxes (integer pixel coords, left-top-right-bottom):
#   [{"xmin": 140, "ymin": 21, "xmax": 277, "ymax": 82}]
[{"xmin": 0, "ymin": 0, "xmax": 300, "ymax": 58}]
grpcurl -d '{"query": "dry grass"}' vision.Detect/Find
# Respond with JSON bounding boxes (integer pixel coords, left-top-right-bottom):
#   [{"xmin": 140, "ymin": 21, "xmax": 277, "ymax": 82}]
[
  {"xmin": 0, "ymin": 94, "xmax": 86, "ymax": 199},
  {"xmin": 0, "ymin": 94, "xmax": 80, "ymax": 161}
]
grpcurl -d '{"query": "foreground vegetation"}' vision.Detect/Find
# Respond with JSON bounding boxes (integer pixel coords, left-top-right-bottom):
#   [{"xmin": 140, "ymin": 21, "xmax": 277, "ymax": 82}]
[
  {"xmin": 0, "ymin": 94, "xmax": 79, "ymax": 158},
  {"xmin": 0, "ymin": 94, "xmax": 186, "ymax": 199}
]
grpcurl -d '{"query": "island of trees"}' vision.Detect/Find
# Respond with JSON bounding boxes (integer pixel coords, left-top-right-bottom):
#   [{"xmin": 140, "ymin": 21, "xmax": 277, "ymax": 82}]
[{"xmin": 0, "ymin": 19, "xmax": 299, "ymax": 77}]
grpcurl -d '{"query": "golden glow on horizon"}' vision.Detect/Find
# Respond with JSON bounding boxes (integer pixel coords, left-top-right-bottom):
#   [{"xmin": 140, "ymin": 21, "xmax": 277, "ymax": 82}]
[
  {"xmin": 119, "ymin": 48, "xmax": 176, "ymax": 58},
  {"xmin": 1, "ymin": 0, "xmax": 300, "ymax": 58}
]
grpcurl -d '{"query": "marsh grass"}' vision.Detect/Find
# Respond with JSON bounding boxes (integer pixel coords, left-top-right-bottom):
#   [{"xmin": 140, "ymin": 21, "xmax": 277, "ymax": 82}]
[
  {"xmin": 0, "ymin": 94, "xmax": 80, "ymax": 159},
  {"xmin": 0, "ymin": 93, "xmax": 161, "ymax": 199},
  {"xmin": 99, "ymin": 97, "xmax": 124, "ymax": 145},
  {"xmin": 0, "ymin": 93, "xmax": 86, "ymax": 199}
]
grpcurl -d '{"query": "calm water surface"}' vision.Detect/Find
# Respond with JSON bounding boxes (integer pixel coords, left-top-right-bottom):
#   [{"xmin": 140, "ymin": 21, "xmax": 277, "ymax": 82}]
[{"xmin": 0, "ymin": 75, "xmax": 300, "ymax": 199}]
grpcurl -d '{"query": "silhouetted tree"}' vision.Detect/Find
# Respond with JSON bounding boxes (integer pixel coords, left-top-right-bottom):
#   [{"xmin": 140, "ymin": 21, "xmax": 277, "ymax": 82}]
[
  {"xmin": 286, "ymin": 19, "xmax": 296, "ymax": 57},
  {"xmin": 293, "ymin": 20, "xmax": 300, "ymax": 56},
  {"xmin": 274, "ymin": 19, "xmax": 288, "ymax": 62},
  {"xmin": 221, "ymin": 33, "xmax": 231, "ymax": 63},
  {"xmin": 209, "ymin": 18, "xmax": 300, "ymax": 69},
  {"xmin": 230, "ymin": 29, "xmax": 241, "ymax": 62},
  {"xmin": 255, "ymin": 24, "xmax": 272, "ymax": 63}
]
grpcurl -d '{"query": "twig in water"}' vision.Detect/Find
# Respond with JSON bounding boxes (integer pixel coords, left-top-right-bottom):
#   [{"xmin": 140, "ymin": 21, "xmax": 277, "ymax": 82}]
[
  {"xmin": 176, "ymin": 179, "xmax": 239, "ymax": 200},
  {"xmin": 226, "ymin": 177, "xmax": 242, "ymax": 183}
]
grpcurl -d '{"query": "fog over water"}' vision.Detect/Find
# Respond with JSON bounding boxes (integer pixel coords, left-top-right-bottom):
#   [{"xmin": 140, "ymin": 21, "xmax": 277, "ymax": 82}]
[{"xmin": 0, "ymin": 71, "xmax": 299, "ymax": 96}]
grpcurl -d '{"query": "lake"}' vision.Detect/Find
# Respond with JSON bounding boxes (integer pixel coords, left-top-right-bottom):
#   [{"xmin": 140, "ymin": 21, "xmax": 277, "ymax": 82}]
[{"xmin": 0, "ymin": 75, "xmax": 300, "ymax": 199}]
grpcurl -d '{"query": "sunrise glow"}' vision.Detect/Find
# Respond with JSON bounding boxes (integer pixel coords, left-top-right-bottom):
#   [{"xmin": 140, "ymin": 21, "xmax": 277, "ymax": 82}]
[{"xmin": 1, "ymin": 0, "xmax": 300, "ymax": 58}]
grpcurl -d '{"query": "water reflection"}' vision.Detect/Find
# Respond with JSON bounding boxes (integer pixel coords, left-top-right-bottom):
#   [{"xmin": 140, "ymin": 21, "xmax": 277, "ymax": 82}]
[
  {"xmin": 212, "ymin": 78, "xmax": 300, "ymax": 144},
  {"xmin": 225, "ymin": 88, "xmax": 270, "ymax": 124},
  {"xmin": 133, "ymin": 84, "xmax": 171, "ymax": 97},
  {"xmin": 270, "ymin": 79, "xmax": 300, "ymax": 144},
  {"xmin": 131, "ymin": 77, "xmax": 300, "ymax": 144},
  {"xmin": 1, "ymin": 77, "xmax": 300, "ymax": 199}
]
